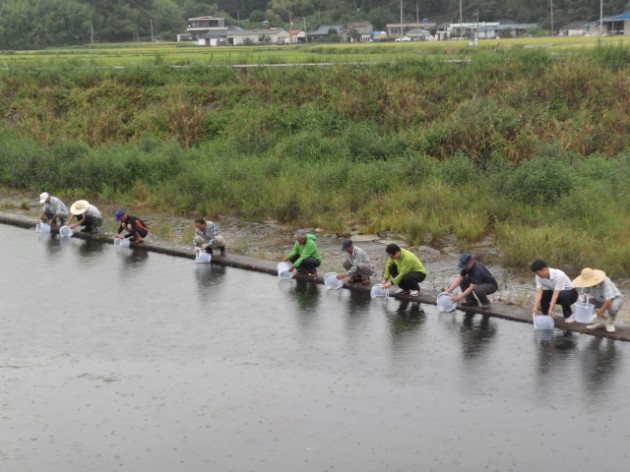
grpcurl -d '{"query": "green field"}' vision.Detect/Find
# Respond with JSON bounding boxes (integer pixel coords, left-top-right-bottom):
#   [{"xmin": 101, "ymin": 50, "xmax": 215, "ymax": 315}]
[{"xmin": 2, "ymin": 35, "xmax": 630, "ymax": 68}]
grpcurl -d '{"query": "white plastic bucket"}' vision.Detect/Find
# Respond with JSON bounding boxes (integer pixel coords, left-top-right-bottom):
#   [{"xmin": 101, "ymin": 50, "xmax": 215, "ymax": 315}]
[
  {"xmin": 574, "ymin": 302, "xmax": 595, "ymax": 323},
  {"xmin": 195, "ymin": 249, "xmax": 212, "ymax": 264},
  {"xmin": 59, "ymin": 225, "xmax": 73, "ymax": 238},
  {"xmin": 324, "ymin": 272, "xmax": 345, "ymax": 290},
  {"xmin": 36, "ymin": 222, "xmax": 51, "ymax": 233},
  {"xmin": 436, "ymin": 292, "xmax": 457, "ymax": 312},
  {"xmin": 277, "ymin": 262, "xmax": 295, "ymax": 280},
  {"xmin": 114, "ymin": 238, "xmax": 131, "ymax": 248},
  {"xmin": 533, "ymin": 314, "xmax": 554, "ymax": 330},
  {"xmin": 370, "ymin": 284, "xmax": 389, "ymax": 300}
]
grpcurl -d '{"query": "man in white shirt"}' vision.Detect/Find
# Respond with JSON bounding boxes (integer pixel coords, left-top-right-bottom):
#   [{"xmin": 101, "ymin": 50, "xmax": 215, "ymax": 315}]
[
  {"xmin": 38, "ymin": 192, "xmax": 69, "ymax": 226},
  {"xmin": 530, "ymin": 259, "xmax": 578, "ymax": 322}
]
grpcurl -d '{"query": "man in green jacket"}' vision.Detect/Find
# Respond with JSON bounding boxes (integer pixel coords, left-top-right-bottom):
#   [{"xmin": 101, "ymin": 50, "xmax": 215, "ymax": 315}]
[
  {"xmin": 283, "ymin": 230, "xmax": 322, "ymax": 275},
  {"xmin": 381, "ymin": 243, "xmax": 427, "ymax": 297}
]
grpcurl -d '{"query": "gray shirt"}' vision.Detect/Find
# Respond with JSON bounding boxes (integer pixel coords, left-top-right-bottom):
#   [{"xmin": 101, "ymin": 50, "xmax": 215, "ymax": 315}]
[
  {"xmin": 43, "ymin": 196, "xmax": 69, "ymax": 218},
  {"xmin": 582, "ymin": 278, "xmax": 623, "ymax": 303},
  {"xmin": 193, "ymin": 221, "xmax": 219, "ymax": 247},
  {"xmin": 344, "ymin": 246, "xmax": 374, "ymax": 276}
]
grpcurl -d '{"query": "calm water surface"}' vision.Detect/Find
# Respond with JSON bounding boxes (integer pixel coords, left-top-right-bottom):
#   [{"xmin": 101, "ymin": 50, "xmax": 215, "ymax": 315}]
[{"xmin": 1, "ymin": 225, "xmax": 629, "ymax": 472}]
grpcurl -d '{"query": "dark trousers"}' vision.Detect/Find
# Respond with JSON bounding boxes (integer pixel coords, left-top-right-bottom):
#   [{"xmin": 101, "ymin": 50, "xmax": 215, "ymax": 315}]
[
  {"xmin": 80, "ymin": 216, "xmax": 102, "ymax": 234},
  {"xmin": 461, "ymin": 277, "xmax": 498, "ymax": 305},
  {"xmin": 43, "ymin": 210, "xmax": 66, "ymax": 226},
  {"xmin": 389, "ymin": 265, "xmax": 426, "ymax": 291},
  {"xmin": 290, "ymin": 255, "xmax": 321, "ymax": 274},
  {"xmin": 541, "ymin": 288, "xmax": 578, "ymax": 318}
]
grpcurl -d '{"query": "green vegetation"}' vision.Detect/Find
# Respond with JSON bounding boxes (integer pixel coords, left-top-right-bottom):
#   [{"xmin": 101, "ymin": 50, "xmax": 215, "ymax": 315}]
[{"xmin": 1, "ymin": 43, "xmax": 630, "ymax": 275}]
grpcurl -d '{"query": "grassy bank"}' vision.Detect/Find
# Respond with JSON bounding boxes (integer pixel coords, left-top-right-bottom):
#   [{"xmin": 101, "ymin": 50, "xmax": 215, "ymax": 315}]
[{"xmin": 1, "ymin": 44, "xmax": 630, "ymax": 275}]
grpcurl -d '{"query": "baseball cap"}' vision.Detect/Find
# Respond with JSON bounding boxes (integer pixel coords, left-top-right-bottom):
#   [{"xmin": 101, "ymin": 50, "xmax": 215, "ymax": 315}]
[
  {"xmin": 458, "ymin": 253, "xmax": 472, "ymax": 268},
  {"xmin": 115, "ymin": 209, "xmax": 125, "ymax": 221},
  {"xmin": 341, "ymin": 239, "xmax": 353, "ymax": 251},
  {"xmin": 39, "ymin": 192, "xmax": 49, "ymax": 204}
]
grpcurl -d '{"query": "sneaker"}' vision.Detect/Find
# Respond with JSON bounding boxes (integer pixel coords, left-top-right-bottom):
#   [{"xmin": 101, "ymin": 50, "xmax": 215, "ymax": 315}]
[
  {"xmin": 409, "ymin": 290, "xmax": 419, "ymax": 297},
  {"xmin": 459, "ymin": 300, "xmax": 479, "ymax": 307},
  {"xmin": 564, "ymin": 315, "xmax": 575, "ymax": 324},
  {"xmin": 394, "ymin": 288, "xmax": 408, "ymax": 294},
  {"xmin": 481, "ymin": 303, "xmax": 491, "ymax": 310},
  {"xmin": 587, "ymin": 320, "xmax": 605, "ymax": 330},
  {"xmin": 606, "ymin": 320, "xmax": 616, "ymax": 333}
]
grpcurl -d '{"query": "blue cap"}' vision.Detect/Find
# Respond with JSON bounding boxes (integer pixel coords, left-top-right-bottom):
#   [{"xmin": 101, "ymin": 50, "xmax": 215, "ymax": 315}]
[
  {"xmin": 458, "ymin": 253, "xmax": 472, "ymax": 268},
  {"xmin": 115, "ymin": 209, "xmax": 125, "ymax": 221},
  {"xmin": 341, "ymin": 239, "xmax": 353, "ymax": 251}
]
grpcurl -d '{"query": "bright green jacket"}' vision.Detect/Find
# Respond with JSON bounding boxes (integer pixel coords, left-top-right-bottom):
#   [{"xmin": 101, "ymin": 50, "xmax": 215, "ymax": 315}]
[
  {"xmin": 383, "ymin": 248, "xmax": 426, "ymax": 285},
  {"xmin": 286, "ymin": 233, "xmax": 322, "ymax": 268}
]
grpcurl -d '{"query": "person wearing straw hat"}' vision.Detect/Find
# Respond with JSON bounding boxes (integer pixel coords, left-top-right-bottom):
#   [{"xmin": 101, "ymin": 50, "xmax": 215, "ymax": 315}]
[
  {"xmin": 67, "ymin": 200, "xmax": 103, "ymax": 234},
  {"xmin": 114, "ymin": 209, "xmax": 149, "ymax": 243},
  {"xmin": 445, "ymin": 253, "xmax": 498, "ymax": 310},
  {"xmin": 530, "ymin": 259, "xmax": 579, "ymax": 322},
  {"xmin": 336, "ymin": 239, "xmax": 375, "ymax": 285},
  {"xmin": 381, "ymin": 243, "xmax": 426, "ymax": 297},
  {"xmin": 37, "ymin": 192, "xmax": 69, "ymax": 227},
  {"xmin": 283, "ymin": 229, "xmax": 322, "ymax": 276},
  {"xmin": 572, "ymin": 268, "xmax": 624, "ymax": 333}
]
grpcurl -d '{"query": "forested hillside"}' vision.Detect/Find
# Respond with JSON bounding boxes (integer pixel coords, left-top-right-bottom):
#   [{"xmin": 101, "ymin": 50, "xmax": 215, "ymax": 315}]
[{"xmin": 0, "ymin": 0, "xmax": 629, "ymax": 49}]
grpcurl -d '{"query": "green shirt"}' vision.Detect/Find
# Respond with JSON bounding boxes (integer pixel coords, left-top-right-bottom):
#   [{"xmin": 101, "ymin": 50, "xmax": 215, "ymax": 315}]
[
  {"xmin": 383, "ymin": 248, "xmax": 426, "ymax": 285},
  {"xmin": 286, "ymin": 233, "xmax": 322, "ymax": 268}
]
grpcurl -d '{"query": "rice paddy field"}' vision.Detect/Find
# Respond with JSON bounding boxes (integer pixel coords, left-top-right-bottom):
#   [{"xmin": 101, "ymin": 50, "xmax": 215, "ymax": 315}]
[{"xmin": 2, "ymin": 35, "xmax": 630, "ymax": 68}]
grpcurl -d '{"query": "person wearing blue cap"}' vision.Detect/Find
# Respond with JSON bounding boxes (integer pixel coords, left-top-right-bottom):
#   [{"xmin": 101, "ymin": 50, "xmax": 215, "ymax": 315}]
[
  {"xmin": 445, "ymin": 253, "xmax": 498, "ymax": 309},
  {"xmin": 336, "ymin": 239, "xmax": 375, "ymax": 285},
  {"xmin": 114, "ymin": 209, "xmax": 148, "ymax": 243}
]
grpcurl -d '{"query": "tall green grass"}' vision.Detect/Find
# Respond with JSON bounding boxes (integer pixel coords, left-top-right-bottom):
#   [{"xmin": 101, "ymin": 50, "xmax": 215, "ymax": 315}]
[{"xmin": 1, "ymin": 47, "xmax": 630, "ymax": 275}]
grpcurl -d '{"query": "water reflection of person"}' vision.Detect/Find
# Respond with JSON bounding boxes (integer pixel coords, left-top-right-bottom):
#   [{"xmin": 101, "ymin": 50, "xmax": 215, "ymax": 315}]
[
  {"xmin": 534, "ymin": 329, "xmax": 577, "ymax": 378},
  {"xmin": 385, "ymin": 300, "xmax": 426, "ymax": 347},
  {"xmin": 289, "ymin": 278, "xmax": 321, "ymax": 315},
  {"xmin": 193, "ymin": 263, "xmax": 226, "ymax": 290},
  {"xmin": 459, "ymin": 313, "xmax": 497, "ymax": 360},
  {"xmin": 580, "ymin": 336, "xmax": 619, "ymax": 399}
]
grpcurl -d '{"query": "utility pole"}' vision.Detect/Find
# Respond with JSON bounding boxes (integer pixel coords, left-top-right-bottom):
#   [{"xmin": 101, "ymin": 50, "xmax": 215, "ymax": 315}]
[
  {"xmin": 459, "ymin": 0, "xmax": 463, "ymax": 39},
  {"xmin": 600, "ymin": 0, "xmax": 604, "ymax": 36},
  {"xmin": 550, "ymin": 0, "xmax": 554, "ymax": 36},
  {"xmin": 90, "ymin": 22, "xmax": 94, "ymax": 45},
  {"xmin": 400, "ymin": 0, "xmax": 403, "ymax": 38},
  {"xmin": 303, "ymin": 17, "xmax": 308, "ymax": 44},
  {"xmin": 150, "ymin": 18, "xmax": 154, "ymax": 42}
]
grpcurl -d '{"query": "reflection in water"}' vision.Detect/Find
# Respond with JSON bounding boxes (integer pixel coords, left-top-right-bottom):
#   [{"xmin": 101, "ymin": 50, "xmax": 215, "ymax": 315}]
[
  {"xmin": 78, "ymin": 238, "xmax": 105, "ymax": 257},
  {"xmin": 287, "ymin": 279, "xmax": 321, "ymax": 315},
  {"xmin": 193, "ymin": 264, "xmax": 226, "ymax": 289},
  {"xmin": 535, "ymin": 329, "xmax": 577, "ymax": 377},
  {"xmin": 581, "ymin": 337, "xmax": 620, "ymax": 398},
  {"xmin": 459, "ymin": 313, "xmax": 497, "ymax": 360},
  {"xmin": 115, "ymin": 247, "xmax": 150, "ymax": 265},
  {"xmin": 343, "ymin": 289, "xmax": 372, "ymax": 347},
  {"xmin": 345, "ymin": 289, "xmax": 372, "ymax": 317},
  {"xmin": 385, "ymin": 300, "xmax": 426, "ymax": 349}
]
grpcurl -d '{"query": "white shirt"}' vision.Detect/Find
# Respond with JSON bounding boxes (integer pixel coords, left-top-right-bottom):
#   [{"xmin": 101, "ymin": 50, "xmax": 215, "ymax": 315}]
[{"xmin": 535, "ymin": 268, "xmax": 574, "ymax": 291}]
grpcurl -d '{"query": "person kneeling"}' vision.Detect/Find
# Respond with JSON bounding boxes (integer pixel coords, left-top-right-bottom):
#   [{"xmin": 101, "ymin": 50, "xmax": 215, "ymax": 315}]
[{"xmin": 380, "ymin": 244, "xmax": 426, "ymax": 297}]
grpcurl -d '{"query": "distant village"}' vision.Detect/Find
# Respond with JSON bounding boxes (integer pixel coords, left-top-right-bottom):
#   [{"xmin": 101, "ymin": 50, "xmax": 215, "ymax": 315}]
[{"xmin": 178, "ymin": 11, "xmax": 630, "ymax": 46}]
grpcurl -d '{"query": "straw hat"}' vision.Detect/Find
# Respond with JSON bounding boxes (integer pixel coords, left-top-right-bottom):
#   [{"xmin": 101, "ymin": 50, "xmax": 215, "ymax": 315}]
[
  {"xmin": 572, "ymin": 268, "xmax": 606, "ymax": 288},
  {"xmin": 70, "ymin": 199, "xmax": 90, "ymax": 215}
]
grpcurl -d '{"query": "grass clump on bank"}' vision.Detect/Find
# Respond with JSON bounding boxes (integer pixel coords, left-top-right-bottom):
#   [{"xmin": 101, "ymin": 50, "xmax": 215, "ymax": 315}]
[{"xmin": 1, "ymin": 45, "xmax": 630, "ymax": 276}]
